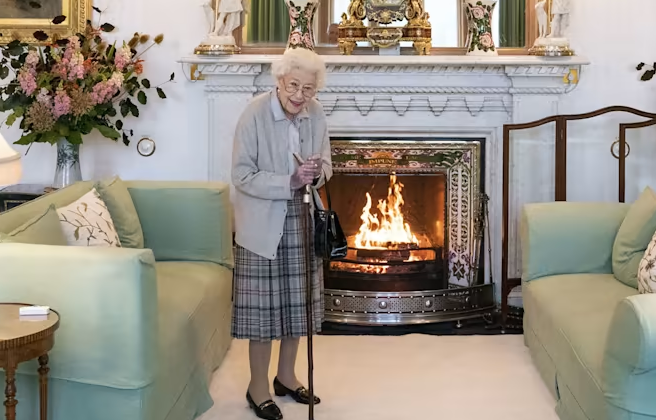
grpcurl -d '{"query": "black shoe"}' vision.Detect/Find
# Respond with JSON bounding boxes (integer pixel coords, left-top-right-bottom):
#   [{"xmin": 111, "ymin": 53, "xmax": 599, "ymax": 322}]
[
  {"xmin": 246, "ymin": 391, "xmax": 283, "ymax": 420},
  {"xmin": 273, "ymin": 377, "xmax": 321, "ymax": 405}
]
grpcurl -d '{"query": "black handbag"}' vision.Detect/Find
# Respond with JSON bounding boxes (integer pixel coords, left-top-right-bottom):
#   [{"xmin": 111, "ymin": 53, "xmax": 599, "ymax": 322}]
[{"xmin": 313, "ymin": 181, "xmax": 348, "ymax": 260}]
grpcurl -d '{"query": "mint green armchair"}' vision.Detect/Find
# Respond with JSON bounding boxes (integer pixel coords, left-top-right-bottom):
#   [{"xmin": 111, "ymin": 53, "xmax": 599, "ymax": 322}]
[
  {"xmin": 521, "ymin": 201, "xmax": 656, "ymax": 420},
  {"xmin": 0, "ymin": 181, "xmax": 234, "ymax": 420}
]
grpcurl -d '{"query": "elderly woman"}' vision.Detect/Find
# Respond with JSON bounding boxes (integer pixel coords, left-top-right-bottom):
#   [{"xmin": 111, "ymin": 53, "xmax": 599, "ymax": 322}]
[{"xmin": 230, "ymin": 47, "xmax": 332, "ymax": 420}]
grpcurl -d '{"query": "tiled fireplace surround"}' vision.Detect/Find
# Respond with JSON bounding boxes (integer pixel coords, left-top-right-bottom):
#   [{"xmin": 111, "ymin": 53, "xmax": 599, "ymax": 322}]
[{"xmin": 180, "ymin": 54, "xmax": 589, "ymax": 309}]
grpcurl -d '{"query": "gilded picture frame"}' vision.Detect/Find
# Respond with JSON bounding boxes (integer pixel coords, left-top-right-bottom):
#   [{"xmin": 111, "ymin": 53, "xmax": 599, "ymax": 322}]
[{"xmin": 0, "ymin": 0, "xmax": 92, "ymax": 45}]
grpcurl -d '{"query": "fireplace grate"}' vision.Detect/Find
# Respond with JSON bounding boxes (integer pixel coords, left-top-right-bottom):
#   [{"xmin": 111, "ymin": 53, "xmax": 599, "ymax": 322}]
[{"xmin": 324, "ymin": 284, "xmax": 495, "ymax": 326}]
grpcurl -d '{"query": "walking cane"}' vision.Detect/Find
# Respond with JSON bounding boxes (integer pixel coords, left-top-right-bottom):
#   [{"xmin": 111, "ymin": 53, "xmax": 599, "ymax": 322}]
[
  {"xmin": 296, "ymin": 153, "xmax": 316, "ymax": 420},
  {"xmin": 302, "ymin": 183, "xmax": 316, "ymax": 420}
]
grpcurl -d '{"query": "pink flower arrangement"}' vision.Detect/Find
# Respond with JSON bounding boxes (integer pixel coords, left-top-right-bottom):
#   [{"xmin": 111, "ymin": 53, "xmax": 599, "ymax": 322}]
[
  {"xmin": 53, "ymin": 89, "xmax": 72, "ymax": 118},
  {"xmin": 0, "ymin": 12, "xmax": 173, "ymax": 147},
  {"xmin": 17, "ymin": 70, "xmax": 37, "ymax": 96}
]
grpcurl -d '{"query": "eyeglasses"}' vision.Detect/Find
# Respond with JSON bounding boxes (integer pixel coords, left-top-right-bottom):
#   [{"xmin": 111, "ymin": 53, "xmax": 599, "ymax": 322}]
[{"xmin": 283, "ymin": 80, "xmax": 317, "ymax": 98}]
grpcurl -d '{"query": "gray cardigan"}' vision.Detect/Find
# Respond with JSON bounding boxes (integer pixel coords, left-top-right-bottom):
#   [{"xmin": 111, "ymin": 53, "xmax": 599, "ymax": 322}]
[{"xmin": 231, "ymin": 90, "xmax": 333, "ymax": 260}]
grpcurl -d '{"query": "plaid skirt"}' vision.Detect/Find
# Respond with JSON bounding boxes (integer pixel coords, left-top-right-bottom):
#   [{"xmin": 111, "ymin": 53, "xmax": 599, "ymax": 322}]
[{"xmin": 231, "ymin": 191, "xmax": 324, "ymax": 342}]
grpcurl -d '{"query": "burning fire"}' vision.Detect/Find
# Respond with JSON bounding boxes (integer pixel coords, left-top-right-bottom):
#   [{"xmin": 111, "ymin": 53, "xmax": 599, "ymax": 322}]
[{"xmin": 354, "ymin": 174, "xmax": 420, "ymax": 250}]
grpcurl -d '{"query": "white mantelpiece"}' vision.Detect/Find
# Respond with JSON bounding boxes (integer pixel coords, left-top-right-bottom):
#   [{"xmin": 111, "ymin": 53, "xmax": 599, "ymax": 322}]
[{"xmin": 179, "ymin": 54, "xmax": 590, "ymax": 303}]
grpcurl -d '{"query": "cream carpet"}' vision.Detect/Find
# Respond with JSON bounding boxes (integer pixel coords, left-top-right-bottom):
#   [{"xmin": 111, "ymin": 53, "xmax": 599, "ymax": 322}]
[{"xmin": 199, "ymin": 335, "xmax": 558, "ymax": 420}]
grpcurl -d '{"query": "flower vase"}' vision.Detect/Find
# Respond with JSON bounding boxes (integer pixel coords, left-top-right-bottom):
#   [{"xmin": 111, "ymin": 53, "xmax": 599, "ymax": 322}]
[
  {"xmin": 464, "ymin": 0, "xmax": 498, "ymax": 56},
  {"xmin": 53, "ymin": 138, "xmax": 82, "ymax": 189},
  {"xmin": 285, "ymin": 0, "xmax": 319, "ymax": 50}
]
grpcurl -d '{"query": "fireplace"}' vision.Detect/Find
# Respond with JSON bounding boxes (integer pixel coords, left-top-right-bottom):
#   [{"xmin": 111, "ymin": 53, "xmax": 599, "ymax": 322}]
[
  {"xmin": 181, "ymin": 53, "xmax": 590, "ymax": 322},
  {"xmin": 321, "ymin": 139, "xmax": 496, "ymax": 325}
]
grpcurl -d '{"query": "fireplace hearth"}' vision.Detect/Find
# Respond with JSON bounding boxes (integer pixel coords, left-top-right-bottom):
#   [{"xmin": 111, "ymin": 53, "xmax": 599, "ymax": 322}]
[{"xmin": 321, "ymin": 139, "xmax": 495, "ymax": 326}]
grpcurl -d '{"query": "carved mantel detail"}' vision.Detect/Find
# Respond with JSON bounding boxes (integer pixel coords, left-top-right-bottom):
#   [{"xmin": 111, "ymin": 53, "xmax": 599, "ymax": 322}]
[{"xmin": 183, "ymin": 55, "xmax": 588, "ymax": 104}]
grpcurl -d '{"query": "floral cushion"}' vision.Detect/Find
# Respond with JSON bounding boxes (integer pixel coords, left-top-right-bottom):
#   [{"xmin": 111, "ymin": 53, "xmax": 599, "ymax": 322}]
[
  {"xmin": 613, "ymin": 186, "xmax": 656, "ymax": 288},
  {"xmin": 56, "ymin": 188, "xmax": 122, "ymax": 247},
  {"xmin": 638, "ymin": 230, "xmax": 656, "ymax": 293}
]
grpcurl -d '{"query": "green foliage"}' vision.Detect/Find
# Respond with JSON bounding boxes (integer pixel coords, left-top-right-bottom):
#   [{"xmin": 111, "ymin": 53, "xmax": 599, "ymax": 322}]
[{"xmin": 637, "ymin": 62, "xmax": 656, "ymax": 81}]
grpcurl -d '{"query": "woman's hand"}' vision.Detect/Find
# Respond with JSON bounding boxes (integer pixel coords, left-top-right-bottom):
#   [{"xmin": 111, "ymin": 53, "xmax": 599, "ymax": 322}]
[
  {"xmin": 291, "ymin": 163, "xmax": 316, "ymax": 189},
  {"xmin": 306, "ymin": 154, "xmax": 323, "ymax": 179}
]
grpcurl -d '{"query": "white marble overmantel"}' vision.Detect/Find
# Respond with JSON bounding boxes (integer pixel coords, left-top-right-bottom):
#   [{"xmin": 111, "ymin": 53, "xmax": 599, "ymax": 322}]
[{"xmin": 178, "ymin": 53, "xmax": 590, "ymax": 303}]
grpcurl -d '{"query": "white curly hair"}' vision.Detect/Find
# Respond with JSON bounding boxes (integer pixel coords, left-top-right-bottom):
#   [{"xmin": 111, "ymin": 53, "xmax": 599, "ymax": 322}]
[{"xmin": 271, "ymin": 48, "xmax": 327, "ymax": 89}]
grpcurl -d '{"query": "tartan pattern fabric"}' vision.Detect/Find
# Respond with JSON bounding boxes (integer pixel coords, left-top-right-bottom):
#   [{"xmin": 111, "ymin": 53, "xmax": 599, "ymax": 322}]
[{"xmin": 231, "ymin": 191, "xmax": 324, "ymax": 341}]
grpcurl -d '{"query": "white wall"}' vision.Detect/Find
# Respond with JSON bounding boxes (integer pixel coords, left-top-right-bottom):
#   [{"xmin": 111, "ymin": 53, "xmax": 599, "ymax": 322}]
[
  {"xmin": 559, "ymin": 0, "xmax": 656, "ymax": 203},
  {"xmin": 2, "ymin": 0, "xmax": 655, "ymax": 200}
]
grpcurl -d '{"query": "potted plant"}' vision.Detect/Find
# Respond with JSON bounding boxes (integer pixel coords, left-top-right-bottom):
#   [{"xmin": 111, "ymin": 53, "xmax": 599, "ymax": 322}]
[{"xmin": 0, "ymin": 7, "xmax": 174, "ymax": 188}]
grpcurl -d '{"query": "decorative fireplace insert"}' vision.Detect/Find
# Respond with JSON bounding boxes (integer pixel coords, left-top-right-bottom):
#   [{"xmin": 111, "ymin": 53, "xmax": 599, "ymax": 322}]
[{"xmin": 320, "ymin": 139, "xmax": 495, "ymax": 326}]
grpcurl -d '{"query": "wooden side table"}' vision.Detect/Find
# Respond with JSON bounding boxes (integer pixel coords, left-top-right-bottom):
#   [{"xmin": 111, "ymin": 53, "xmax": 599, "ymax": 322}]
[{"xmin": 0, "ymin": 303, "xmax": 60, "ymax": 420}]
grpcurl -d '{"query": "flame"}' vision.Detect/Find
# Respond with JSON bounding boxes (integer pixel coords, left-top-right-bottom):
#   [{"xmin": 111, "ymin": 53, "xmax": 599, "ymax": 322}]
[{"xmin": 353, "ymin": 174, "xmax": 420, "ymax": 250}]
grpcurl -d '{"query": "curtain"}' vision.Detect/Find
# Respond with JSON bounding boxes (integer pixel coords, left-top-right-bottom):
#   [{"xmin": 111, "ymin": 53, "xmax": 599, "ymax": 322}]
[
  {"xmin": 247, "ymin": 0, "xmax": 290, "ymax": 43},
  {"xmin": 498, "ymin": 0, "xmax": 525, "ymax": 47}
]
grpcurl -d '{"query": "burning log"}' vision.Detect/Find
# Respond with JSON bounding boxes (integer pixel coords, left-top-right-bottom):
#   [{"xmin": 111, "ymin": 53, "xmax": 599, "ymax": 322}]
[{"xmin": 355, "ymin": 243, "xmax": 419, "ymax": 262}]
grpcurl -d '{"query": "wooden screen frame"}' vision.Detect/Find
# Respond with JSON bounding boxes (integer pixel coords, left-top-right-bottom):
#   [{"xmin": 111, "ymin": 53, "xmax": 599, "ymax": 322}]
[
  {"xmin": 501, "ymin": 106, "xmax": 656, "ymax": 328},
  {"xmin": 236, "ymin": 0, "xmax": 540, "ymax": 55}
]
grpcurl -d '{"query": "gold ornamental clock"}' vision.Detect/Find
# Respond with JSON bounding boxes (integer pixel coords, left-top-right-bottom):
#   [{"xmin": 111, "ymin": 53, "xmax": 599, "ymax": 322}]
[{"xmin": 337, "ymin": 0, "xmax": 432, "ymax": 55}]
